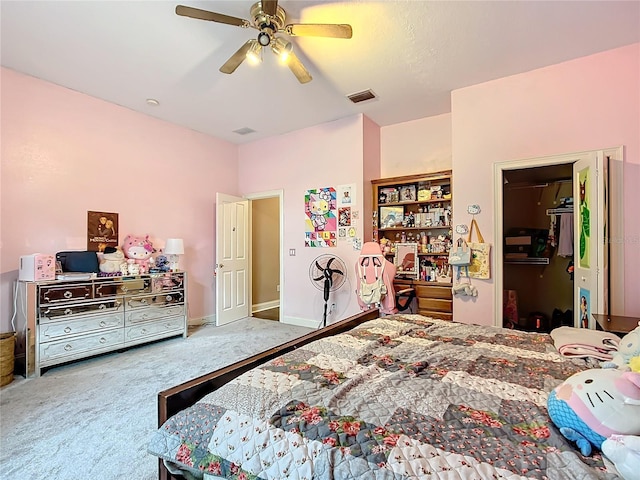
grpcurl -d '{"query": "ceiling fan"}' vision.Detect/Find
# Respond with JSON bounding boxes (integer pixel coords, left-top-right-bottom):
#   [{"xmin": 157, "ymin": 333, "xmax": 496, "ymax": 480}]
[{"xmin": 175, "ymin": 1, "xmax": 353, "ymax": 84}]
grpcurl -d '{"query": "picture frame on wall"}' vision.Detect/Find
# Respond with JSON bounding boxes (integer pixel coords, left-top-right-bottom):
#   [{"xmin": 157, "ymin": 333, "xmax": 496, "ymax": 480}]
[
  {"xmin": 379, "ymin": 206, "xmax": 404, "ymax": 228},
  {"xmin": 87, "ymin": 211, "xmax": 119, "ymax": 252},
  {"xmin": 395, "ymin": 242, "xmax": 419, "ymax": 279}
]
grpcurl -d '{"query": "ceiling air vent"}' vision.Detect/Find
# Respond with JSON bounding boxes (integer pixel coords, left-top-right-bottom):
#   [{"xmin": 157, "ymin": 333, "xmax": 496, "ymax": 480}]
[
  {"xmin": 233, "ymin": 127, "xmax": 256, "ymax": 135},
  {"xmin": 347, "ymin": 89, "xmax": 377, "ymax": 104}
]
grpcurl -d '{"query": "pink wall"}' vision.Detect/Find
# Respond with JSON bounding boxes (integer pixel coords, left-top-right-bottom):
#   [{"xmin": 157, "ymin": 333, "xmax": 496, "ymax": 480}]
[
  {"xmin": 238, "ymin": 115, "xmax": 372, "ymax": 327},
  {"xmin": 0, "ymin": 68, "xmax": 238, "ymax": 331},
  {"xmin": 362, "ymin": 115, "xmax": 381, "ymax": 241},
  {"xmin": 451, "ymin": 43, "xmax": 640, "ymax": 325},
  {"xmin": 380, "ymin": 113, "xmax": 452, "ymax": 177}
]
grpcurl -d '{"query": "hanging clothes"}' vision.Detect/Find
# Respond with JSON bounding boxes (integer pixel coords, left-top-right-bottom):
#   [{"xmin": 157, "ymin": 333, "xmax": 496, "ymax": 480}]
[
  {"xmin": 557, "ymin": 212, "xmax": 573, "ymax": 257},
  {"xmin": 548, "ymin": 214, "xmax": 557, "ymax": 248}
]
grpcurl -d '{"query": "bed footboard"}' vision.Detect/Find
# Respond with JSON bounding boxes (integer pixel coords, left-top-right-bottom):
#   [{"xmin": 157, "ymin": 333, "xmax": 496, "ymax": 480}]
[{"xmin": 157, "ymin": 309, "xmax": 379, "ymax": 480}]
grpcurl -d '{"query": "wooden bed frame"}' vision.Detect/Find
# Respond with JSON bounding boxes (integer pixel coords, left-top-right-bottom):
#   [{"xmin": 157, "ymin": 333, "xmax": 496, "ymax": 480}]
[{"xmin": 157, "ymin": 309, "xmax": 380, "ymax": 480}]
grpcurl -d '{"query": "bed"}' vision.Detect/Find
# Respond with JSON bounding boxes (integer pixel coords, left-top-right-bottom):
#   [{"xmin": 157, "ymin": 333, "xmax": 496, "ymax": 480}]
[{"xmin": 148, "ymin": 310, "xmax": 616, "ymax": 480}]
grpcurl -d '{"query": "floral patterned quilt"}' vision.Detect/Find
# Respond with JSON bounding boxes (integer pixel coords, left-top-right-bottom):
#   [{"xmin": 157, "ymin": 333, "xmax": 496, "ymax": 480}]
[{"xmin": 148, "ymin": 314, "xmax": 618, "ymax": 480}]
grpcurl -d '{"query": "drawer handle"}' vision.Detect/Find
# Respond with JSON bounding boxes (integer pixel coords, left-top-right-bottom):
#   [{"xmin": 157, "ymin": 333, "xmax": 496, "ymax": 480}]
[
  {"xmin": 99, "ymin": 304, "xmax": 106, "ymax": 310},
  {"xmin": 121, "ymin": 286, "xmax": 128, "ymax": 292},
  {"xmin": 100, "ymin": 337, "xmax": 107, "ymax": 344},
  {"xmin": 142, "ymin": 313, "xmax": 149, "ymax": 320},
  {"xmin": 64, "ymin": 327, "xmax": 72, "ymax": 333},
  {"xmin": 64, "ymin": 344, "xmax": 72, "ymax": 351},
  {"xmin": 64, "ymin": 291, "xmax": 73, "ymax": 299},
  {"xmin": 64, "ymin": 308, "xmax": 72, "ymax": 316},
  {"xmin": 99, "ymin": 321, "xmax": 107, "ymax": 327},
  {"xmin": 141, "ymin": 299, "xmax": 148, "ymax": 305},
  {"xmin": 166, "ymin": 295, "xmax": 172, "ymax": 301},
  {"xmin": 141, "ymin": 329, "xmax": 147, "ymax": 334}
]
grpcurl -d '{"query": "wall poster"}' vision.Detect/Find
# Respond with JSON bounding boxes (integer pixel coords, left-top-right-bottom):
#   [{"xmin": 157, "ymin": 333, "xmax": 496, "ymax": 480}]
[
  {"xmin": 578, "ymin": 167, "xmax": 591, "ymax": 268},
  {"xmin": 579, "ymin": 287, "xmax": 591, "ymax": 329},
  {"xmin": 87, "ymin": 211, "xmax": 119, "ymax": 252},
  {"xmin": 305, "ymin": 187, "xmax": 337, "ymax": 247},
  {"xmin": 337, "ymin": 183, "xmax": 356, "ymax": 206}
]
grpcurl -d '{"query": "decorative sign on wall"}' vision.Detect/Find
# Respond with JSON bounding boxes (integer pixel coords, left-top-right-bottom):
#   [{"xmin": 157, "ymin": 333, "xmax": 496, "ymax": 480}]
[
  {"xmin": 87, "ymin": 211, "xmax": 119, "ymax": 252},
  {"xmin": 305, "ymin": 187, "xmax": 337, "ymax": 247}
]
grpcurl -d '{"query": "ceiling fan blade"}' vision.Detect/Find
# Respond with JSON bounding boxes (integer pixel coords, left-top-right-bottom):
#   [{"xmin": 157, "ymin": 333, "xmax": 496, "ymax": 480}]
[
  {"xmin": 176, "ymin": 5, "xmax": 249, "ymax": 28},
  {"xmin": 285, "ymin": 23, "xmax": 352, "ymax": 39},
  {"xmin": 287, "ymin": 51, "xmax": 312, "ymax": 84},
  {"xmin": 262, "ymin": 0, "xmax": 278, "ymax": 17},
  {"xmin": 219, "ymin": 40, "xmax": 253, "ymax": 74}
]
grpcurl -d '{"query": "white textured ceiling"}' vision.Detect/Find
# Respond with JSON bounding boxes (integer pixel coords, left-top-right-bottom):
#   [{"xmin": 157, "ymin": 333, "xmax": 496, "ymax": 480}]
[{"xmin": 2, "ymin": 1, "xmax": 639, "ymax": 144}]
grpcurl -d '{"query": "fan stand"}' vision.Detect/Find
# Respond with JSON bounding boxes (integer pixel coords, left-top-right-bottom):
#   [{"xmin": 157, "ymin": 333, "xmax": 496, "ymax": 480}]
[{"xmin": 322, "ymin": 270, "xmax": 332, "ymax": 328}]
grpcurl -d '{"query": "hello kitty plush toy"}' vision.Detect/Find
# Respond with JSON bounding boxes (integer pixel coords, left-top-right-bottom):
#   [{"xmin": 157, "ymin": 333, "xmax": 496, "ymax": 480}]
[
  {"xmin": 122, "ymin": 234, "xmax": 155, "ymax": 274},
  {"xmin": 547, "ymin": 369, "xmax": 640, "ymax": 456}
]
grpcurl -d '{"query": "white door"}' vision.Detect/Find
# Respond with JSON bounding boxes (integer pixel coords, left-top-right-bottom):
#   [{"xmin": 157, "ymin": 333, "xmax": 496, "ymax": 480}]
[
  {"xmin": 216, "ymin": 193, "xmax": 249, "ymax": 326},
  {"xmin": 573, "ymin": 151, "xmax": 608, "ymax": 329}
]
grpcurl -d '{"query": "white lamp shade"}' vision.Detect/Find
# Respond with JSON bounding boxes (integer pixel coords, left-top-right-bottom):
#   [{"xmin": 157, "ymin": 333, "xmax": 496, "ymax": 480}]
[{"xmin": 164, "ymin": 238, "xmax": 184, "ymax": 255}]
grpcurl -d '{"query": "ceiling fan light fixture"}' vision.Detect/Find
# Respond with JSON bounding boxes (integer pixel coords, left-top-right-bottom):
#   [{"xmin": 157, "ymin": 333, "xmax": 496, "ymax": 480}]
[
  {"xmin": 272, "ymin": 37, "xmax": 292, "ymax": 62},
  {"xmin": 246, "ymin": 39, "xmax": 262, "ymax": 65},
  {"xmin": 257, "ymin": 30, "xmax": 271, "ymax": 47}
]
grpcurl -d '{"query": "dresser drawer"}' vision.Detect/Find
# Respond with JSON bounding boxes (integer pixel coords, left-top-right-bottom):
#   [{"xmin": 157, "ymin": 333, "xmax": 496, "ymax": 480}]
[
  {"xmin": 39, "ymin": 313, "xmax": 124, "ymax": 342},
  {"xmin": 125, "ymin": 291, "xmax": 184, "ymax": 310},
  {"xmin": 419, "ymin": 310, "xmax": 453, "ymax": 321},
  {"xmin": 151, "ymin": 273, "xmax": 184, "ymax": 293},
  {"xmin": 39, "ymin": 283, "xmax": 92, "ymax": 303},
  {"xmin": 39, "ymin": 328, "xmax": 124, "ymax": 365},
  {"xmin": 39, "ymin": 298, "xmax": 123, "ymax": 321},
  {"xmin": 118, "ymin": 277, "xmax": 152, "ymax": 295},
  {"xmin": 417, "ymin": 297, "xmax": 452, "ymax": 313},
  {"xmin": 126, "ymin": 304, "xmax": 185, "ymax": 324},
  {"xmin": 416, "ymin": 285, "xmax": 453, "ymax": 300},
  {"xmin": 125, "ymin": 316, "xmax": 185, "ymax": 343}
]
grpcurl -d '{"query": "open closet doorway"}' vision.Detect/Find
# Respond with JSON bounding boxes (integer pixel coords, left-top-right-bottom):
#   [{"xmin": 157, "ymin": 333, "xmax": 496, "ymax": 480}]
[
  {"xmin": 247, "ymin": 190, "xmax": 283, "ymax": 322},
  {"xmin": 494, "ymin": 147, "xmax": 624, "ymax": 332},
  {"xmin": 501, "ymin": 163, "xmax": 574, "ymax": 332}
]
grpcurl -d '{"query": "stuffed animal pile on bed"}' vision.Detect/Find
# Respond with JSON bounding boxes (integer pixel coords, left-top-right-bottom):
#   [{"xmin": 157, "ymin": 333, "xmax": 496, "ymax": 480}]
[{"xmin": 547, "ymin": 325, "xmax": 640, "ymax": 479}]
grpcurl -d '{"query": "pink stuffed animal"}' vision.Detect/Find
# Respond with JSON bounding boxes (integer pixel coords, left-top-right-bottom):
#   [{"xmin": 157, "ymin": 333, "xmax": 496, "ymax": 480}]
[{"xmin": 122, "ymin": 234, "xmax": 154, "ymax": 274}]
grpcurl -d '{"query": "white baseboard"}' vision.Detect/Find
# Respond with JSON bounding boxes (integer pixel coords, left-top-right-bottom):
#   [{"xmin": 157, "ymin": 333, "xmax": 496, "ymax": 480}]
[
  {"xmin": 252, "ymin": 300, "xmax": 279, "ymax": 313},
  {"xmin": 282, "ymin": 316, "xmax": 321, "ymax": 329},
  {"xmin": 189, "ymin": 315, "xmax": 215, "ymax": 326}
]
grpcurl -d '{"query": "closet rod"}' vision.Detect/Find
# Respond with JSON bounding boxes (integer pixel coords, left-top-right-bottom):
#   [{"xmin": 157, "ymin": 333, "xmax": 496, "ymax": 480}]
[{"xmin": 506, "ymin": 178, "xmax": 572, "ymax": 190}]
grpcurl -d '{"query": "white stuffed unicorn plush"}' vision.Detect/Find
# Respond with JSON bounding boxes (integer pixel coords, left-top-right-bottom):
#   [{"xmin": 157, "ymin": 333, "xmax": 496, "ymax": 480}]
[
  {"xmin": 602, "ymin": 325, "xmax": 640, "ymax": 370},
  {"xmin": 602, "ymin": 435, "xmax": 640, "ymax": 480}
]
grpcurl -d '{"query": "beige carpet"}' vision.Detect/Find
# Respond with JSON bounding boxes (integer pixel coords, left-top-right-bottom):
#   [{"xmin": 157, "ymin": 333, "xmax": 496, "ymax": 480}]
[{"xmin": 0, "ymin": 318, "xmax": 312, "ymax": 480}]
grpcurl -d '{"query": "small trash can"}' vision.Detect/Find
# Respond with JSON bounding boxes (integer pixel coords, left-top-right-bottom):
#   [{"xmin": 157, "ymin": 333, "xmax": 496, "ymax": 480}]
[{"xmin": 0, "ymin": 332, "xmax": 15, "ymax": 387}]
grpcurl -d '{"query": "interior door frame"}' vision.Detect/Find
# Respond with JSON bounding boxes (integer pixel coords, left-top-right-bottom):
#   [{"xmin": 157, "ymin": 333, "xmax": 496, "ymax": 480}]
[
  {"xmin": 245, "ymin": 189, "xmax": 284, "ymax": 322},
  {"xmin": 493, "ymin": 147, "xmax": 624, "ymax": 328}
]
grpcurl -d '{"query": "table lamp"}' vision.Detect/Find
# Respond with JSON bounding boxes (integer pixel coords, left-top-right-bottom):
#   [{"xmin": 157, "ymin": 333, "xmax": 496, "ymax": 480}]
[{"xmin": 164, "ymin": 238, "xmax": 184, "ymax": 272}]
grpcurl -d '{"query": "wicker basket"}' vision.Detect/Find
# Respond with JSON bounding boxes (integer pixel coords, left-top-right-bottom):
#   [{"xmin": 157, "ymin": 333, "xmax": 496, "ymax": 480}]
[{"xmin": 0, "ymin": 332, "xmax": 15, "ymax": 387}]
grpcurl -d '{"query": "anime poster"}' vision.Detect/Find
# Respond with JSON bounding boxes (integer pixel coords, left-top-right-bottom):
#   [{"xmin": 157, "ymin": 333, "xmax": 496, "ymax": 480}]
[
  {"xmin": 579, "ymin": 287, "xmax": 591, "ymax": 329},
  {"xmin": 305, "ymin": 187, "xmax": 337, "ymax": 247},
  {"xmin": 338, "ymin": 207, "xmax": 351, "ymax": 227},
  {"xmin": 578, "ymin": 167, "xmax": 590, "ymax": 268},
  {"xmin": 87, "ymin": 211, "xmax": 119, "ymax": 252}
]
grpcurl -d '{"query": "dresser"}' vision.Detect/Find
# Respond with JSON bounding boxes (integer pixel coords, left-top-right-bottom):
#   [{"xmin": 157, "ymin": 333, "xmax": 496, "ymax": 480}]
[
  {"xmin": 393, "ymin": 278, "xmax": 453, "ymax": 321},
  {"xmin": 14, "ymin": 272, "xmax": 187, "ymax": 377}
]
